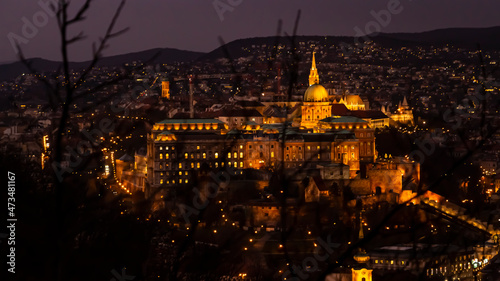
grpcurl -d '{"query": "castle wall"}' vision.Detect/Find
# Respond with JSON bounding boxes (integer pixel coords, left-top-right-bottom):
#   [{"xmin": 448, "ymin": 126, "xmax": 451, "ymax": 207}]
[{"xmin": 367, "ymin": 169, "xmax": 403, "ymax": 194}]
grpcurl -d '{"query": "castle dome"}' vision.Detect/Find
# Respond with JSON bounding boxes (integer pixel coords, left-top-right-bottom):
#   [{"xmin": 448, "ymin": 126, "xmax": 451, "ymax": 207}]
[{"xmin": 304, "ymin": 84, "xmax": 328, "ymax": 102}]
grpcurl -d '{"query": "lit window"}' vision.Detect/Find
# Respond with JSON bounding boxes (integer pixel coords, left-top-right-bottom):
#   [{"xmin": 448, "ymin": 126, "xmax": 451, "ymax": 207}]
[
  {"xmin": 240, "ymin": 145, "xmax": 243, "ymax": 149},
  {"xmin": 166, "ymin": 153, "xmax": 169, "ymax": 159},
  {"xmin": 215, "ymin": 162, "xmax": 218, "ymax": 168},
  {"xmin": 228, "ymin": 162, "xmax": 232, "ymax": 167},
  {"xmin": 203, "ymin": 153, "xmax": 206, "ymax": 159},
  {"xmin": 166, "ymin": 146, "xmax": 169, "ymax": 151},
  {"xmin": 197, "ymin": 162, "xmax": 200, "ymax": 169},
  {"xmin": 215, "ymin": 152, "xmax": 219, "ymax": 159},
  {"xmin": 178, "ymin": 163, "xmax": 182, "ymax": 169},
  {"xmin": 234, "ymin": 152, "xmax": 237, "ymax": 158},
  {"xmin": 190, "ymin": 153, "xmax": 194, "ymax": 159},
  {"xmin": 185, "ymin": 153, "xmax": 188, "ymax": 159},
  {"xmin": 240, "ymin": 152, "xmax": 243, "ymax": 158},
  {"xmin": 160, "ymin": 179, "xmax": 163, "ymax": 184},
  {"xmin": 159, "ymin": 154, "xmax": 163, "ymax": 159},
  {"xmin": 185, "ymin": 179, "xmax": 188, "ymax": 184},
  {"xmin": 191, "ymin": 162, "xmax": 194, "ymax": 168},
  {"xmin": 197, "ymin": 146, "xmax": 200, "ymax": 150},
  {"xmin": 159, "ymin": 147, "xmax": 163, "ymax": 150},
  {"xmin": 318, "ymin": 154, "xmax": 321, "ymax": 159},
  {"xmin": 307, "ymin": 146, "xmax": 311, "ymax": 150},
  {"xmin": 179, "ymin": 171, "xmax": 182, "ymax": 175},
  {"xmin": 271, "ymin": 152, "xmax": 275, "ymax": 158},
  {"xmin": 234, "ymin": 162, "xmax": 237, "ymax": 167},
  {"xmin": 179, "ymin": 179, "xmax": 182, "ymax": 184},
  {"xmin": 228, "ymin": 152, "xmax": 231, "ymax": 159},
  {"xmin": 240, "ymin": 162, "xmax": 243, "ymax": 168}
]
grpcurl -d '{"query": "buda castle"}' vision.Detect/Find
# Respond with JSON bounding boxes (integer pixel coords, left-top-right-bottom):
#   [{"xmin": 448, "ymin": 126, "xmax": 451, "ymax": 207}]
[{"xmin": 145, "ymin": 52, "xmax": 382, "ymax": 192}]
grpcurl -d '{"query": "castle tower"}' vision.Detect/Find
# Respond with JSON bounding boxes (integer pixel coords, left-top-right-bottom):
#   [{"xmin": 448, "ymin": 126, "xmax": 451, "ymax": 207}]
[
  {"xmin": 309, "ymin": 51, "xmax": 320, "ymax": 86},
  {"xmin": 352, "ymin": 208, "xmax": 372, "ymax": 281},
  {"xmin": 161, "ymin": 80, "xmax": 170, "ymax": 99},
  {"xmin": 301, "ymin": 51, "xmax": 331, "ymax": 130},
  {"xmin": 351, "ymin": 249, "xmax": 372, "ymax": 281}
]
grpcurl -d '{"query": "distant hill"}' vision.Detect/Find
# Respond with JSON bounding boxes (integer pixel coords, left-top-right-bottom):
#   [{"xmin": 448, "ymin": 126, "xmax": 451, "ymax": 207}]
[
  {"xmin": 198, "ymin": 35, "xmax": 418, "ymax": 61},
  {"xmin": 200, "ymin": 26, "xmax": 500, "ymax": 61},
  {"xmin": 0, "ymin": 47, "xmax": 204, "ymax": 81},
  {"xmin": 2, "ymin": 26, "xmax": 499, "ymax": 81},
  {"xmin": 375, "ymin": 26, "xmax": 500, "ymax": 50}
]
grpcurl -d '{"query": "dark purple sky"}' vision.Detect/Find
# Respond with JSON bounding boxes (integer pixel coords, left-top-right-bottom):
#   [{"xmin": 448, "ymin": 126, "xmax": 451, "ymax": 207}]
[{"xmin": 1, "ymin": 0, "xmax": 499, "ymax": 62}]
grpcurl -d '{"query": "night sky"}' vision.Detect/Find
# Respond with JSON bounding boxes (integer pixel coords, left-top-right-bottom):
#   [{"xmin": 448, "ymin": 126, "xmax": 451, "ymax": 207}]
[{"xmin": 1, "ymin": 0, "xmax": 499, "ymax": 62}]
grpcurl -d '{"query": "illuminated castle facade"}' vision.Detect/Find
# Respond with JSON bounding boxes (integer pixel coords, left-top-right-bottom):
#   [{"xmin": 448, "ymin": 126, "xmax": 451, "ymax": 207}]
[{"xmin": 146, "ymin": 52, "xmax": 377, "ymax": 190}]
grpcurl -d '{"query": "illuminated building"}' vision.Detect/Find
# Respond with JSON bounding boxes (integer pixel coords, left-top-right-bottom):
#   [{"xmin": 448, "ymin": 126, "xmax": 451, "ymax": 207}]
[
  {"xmin": 384, "ymin": 96, "xmax": 414, "ymax": 125},
  {"xmin": 301, "ymin": 52, "xmax": 331, "ymax": 129},
  {"xmin": 146, "ymin": 119, "xmax": 364, "ymax": 189},
  {"xmin": 146, "ymin": 51, "xmax": 378, "ymax": 190},
  {"xmin": 161, "ymin": 80, "xmax": 170, "ymax": 99},
  {"xmin": 351, "ymin": 249, "xmax": 372, "ymax": 281}
]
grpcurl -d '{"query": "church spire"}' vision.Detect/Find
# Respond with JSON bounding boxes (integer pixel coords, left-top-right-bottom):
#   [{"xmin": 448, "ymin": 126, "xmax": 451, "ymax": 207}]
[
  {"xmin": 309, "ymin": 51, "xmax": 319, "ymax": 86},
  {"xmin": 402, "ymin": 95, "xmax": 409, "ymax": 108}
]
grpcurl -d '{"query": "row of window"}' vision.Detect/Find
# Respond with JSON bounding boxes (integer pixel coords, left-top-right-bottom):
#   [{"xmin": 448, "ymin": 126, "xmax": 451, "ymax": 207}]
[
  {"xmin": 159, "ymin": 178, "xmax": 188, "ymax": 185},
  {"xmin": 158, "ymin": 146, "xmax": 175, "ymax": 151},
  {"xmin": 427, "ymin": 264, "xmax": 472, "ymax": 276},
  {"xmin": 159, "ymin": 151, "xmax": 246, "ymax": 160},
  {"xmin": 374, "ymin": 259, "xmax": 405, "ymax": 265}
]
